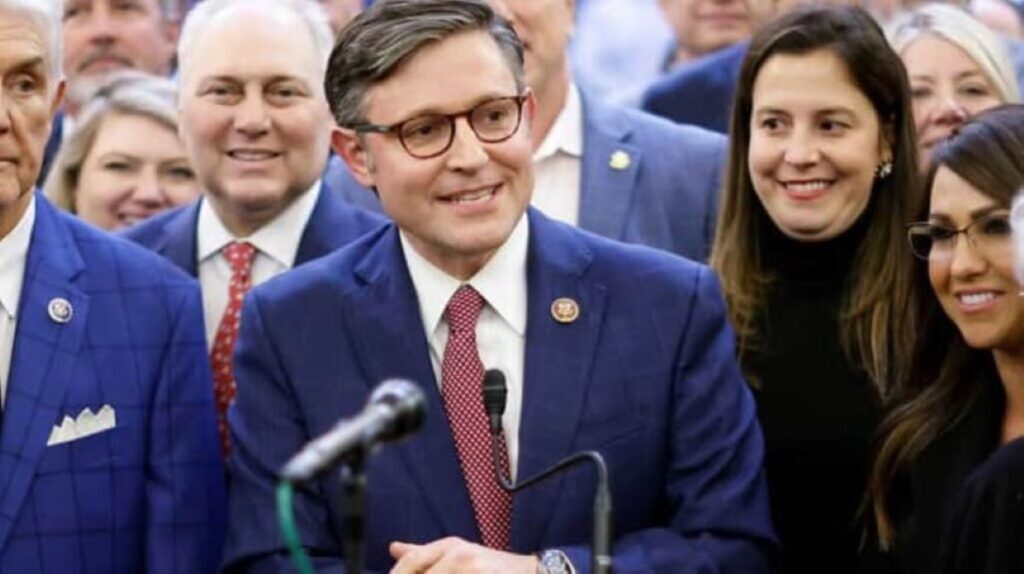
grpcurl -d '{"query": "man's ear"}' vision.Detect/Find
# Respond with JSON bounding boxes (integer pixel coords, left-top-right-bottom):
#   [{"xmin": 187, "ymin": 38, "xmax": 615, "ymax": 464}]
[
  {"xmin": 50, "ymin": 79, "xmax": 66, "ymax": 117},
  {"xmin": 331, "ymin": 127, "xmax": 376, "ymax": 188}
]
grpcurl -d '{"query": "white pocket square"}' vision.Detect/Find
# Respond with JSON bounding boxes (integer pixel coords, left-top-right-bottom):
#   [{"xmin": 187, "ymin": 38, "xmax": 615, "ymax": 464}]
[{"xmin": 47, "ymin": 405, "xmax": 117, "ymax": 446}]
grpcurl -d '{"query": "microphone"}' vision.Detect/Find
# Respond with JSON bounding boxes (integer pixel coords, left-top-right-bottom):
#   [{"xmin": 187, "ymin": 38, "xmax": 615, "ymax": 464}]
[
  {"xmin": 482, "ymin": 369, "xmax": 614, "ymax": 574},
  {"xmin": 281, "ymin": 379, "xmax": 426, "ymax": 482}
]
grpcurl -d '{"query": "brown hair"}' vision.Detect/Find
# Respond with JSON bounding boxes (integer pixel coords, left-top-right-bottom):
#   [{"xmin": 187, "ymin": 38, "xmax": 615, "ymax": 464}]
[
  {"xmin": 711, "ymin": 5, "xmax": 920, "ymax": 391},
  {"xmin": 868, "ymin": 104, "xmax": 1024, "ymax": 547}
]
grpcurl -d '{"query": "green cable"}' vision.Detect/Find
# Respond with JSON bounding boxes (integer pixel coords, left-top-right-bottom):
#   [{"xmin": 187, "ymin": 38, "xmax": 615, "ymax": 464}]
[{"xmin": 276, "ymin": 480, "xmax": 316, "ymax": 574}]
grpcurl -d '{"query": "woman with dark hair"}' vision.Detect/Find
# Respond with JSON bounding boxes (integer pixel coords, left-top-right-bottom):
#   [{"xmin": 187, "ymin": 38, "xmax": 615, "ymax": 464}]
[
  {"xmin": 866, "ymin": 104, "xmax": 1024, "ymax": 573},
  {"xmin": 711, "ymin": 6, "xmax": 920, "ymax": 572}
]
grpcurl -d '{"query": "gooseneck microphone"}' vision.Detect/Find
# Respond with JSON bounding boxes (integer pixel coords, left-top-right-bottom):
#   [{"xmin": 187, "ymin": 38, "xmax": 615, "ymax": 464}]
[
  {"xmin": 482, "ymin": 369, "xmax": 614, "ymax": 574},
  {"xmin": 281, "ymin": 379, "xmax": 427, "ymax": 482}
]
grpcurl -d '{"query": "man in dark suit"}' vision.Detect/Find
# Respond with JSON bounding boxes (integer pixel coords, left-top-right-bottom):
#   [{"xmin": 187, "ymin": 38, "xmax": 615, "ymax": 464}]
[
  {"xmin": 223, "ymin": 1, "xmax": 775, "ymax": 572},
  {"xmin": 0, "ymin": 1, "xmax": 225, "ymax": 571},
  {"xmin": 329, "ymin": 0, "xmax": 727, "ymax": 262},
  {"xmin": 123, "ymin": 0, "xmax": 384, "ymax": 450}
]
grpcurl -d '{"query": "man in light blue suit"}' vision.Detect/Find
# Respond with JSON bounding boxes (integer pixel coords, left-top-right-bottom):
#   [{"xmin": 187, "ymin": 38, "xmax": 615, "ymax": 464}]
[
  {"xmin": 223, "ymin": 2, "xmax": 774, "ymax": 573},
  {"xmin": 327, "ymin": 0, "xmax": 726, "ymax": 263},
  {"xmin": 0, "ymin": 1, "xmax": 225, "ymax": 572}
]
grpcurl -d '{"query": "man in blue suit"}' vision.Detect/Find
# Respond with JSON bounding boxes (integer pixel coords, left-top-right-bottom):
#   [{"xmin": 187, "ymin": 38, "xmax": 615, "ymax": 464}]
[
  {"xmin": 0, "ymin": 1, "xmax": 224, "ymax": 572},
  {"xmin": 223, "ymin": 1, "xmax": 774, "ymax": 573},
  {"xmin": 123, "ymin": 0, "xmax": 384, "ymax": 450},
  {"xmin": 328, "ymin": 0, "xmax": 726, "ymax": 263}
]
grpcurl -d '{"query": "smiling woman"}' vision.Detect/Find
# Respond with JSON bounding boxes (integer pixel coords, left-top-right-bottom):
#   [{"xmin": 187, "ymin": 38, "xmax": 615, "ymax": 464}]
[
  {"xmin": 43, "ymin": 71, "xmax": 199, "ymax": 230},
  {"xmin": 865, "ymin": 104, "xmax": 1024, "ymax": 573},
  {"xmin": 710, "ymin": 6, "xmax": 919, "ymax": 572}
]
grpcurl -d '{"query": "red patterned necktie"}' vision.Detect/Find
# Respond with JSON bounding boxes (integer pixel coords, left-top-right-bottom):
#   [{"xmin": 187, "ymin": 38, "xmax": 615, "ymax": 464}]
[
  {"xmin": 209, "ymin": 241, "xmax": 256, "ymax": 455},
  {"xmin": 441, "ymin": 285, "xmax": 513, "ymax": 550}
]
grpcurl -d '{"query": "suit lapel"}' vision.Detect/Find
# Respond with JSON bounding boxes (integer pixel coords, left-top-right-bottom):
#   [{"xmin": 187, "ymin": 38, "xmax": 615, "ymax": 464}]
[
  {"xmin": 343, "ymin": 228, "xmax": 478, "ymax": 541},
  {"xmin": 0, "ymin": 197, "xmax": 88, "ymax": 550},
  {"xmin": 157, "ymin": 200, "xmax": 200, "ymax": 277},
  {"xmin": 295, "ymin": 183, "xmax": 337, "ymax": 266},
  {"xmin": 512, "ymin": 210, "xmax": 606, "ymax": 552},
  {"xmin": 577, "ymin": 98, "xmax": 642, "ymax": 241}
]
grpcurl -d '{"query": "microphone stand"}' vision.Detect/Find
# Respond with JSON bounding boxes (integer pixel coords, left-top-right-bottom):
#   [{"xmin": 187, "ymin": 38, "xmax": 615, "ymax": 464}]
[
  {"xmin": 489, "ymin": 437, "xmax": 613, "ymax": 573},
  {"xmin": 339, "ymin": 449, "xmax": 368, "ymax": 574}
]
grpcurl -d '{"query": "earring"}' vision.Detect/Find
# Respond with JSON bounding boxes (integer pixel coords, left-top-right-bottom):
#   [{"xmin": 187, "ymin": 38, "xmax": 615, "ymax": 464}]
[{"xmin": 876, "ymin": 160, "xmax": 893, "ymax": 179}]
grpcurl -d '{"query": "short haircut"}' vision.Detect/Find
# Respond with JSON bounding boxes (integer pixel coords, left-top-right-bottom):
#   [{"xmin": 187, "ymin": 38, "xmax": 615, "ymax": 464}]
[
  {"xmin": 44, "ymin": 71, "xmax": 181, "ymax": 213},
  {"xmin": 888, "ymin": 3, "xmax": 1021, "ymax": 104},
  {"xmin": 0, "ymin": 0, "xmax": 63, "ymax": 85},
  {"xmin": 177, "ymin": 0, "xmax": 334, "ymax": 82},
  {"xmin": 325, "ymin": 0, "xmax": 525, "ymax": 127}
]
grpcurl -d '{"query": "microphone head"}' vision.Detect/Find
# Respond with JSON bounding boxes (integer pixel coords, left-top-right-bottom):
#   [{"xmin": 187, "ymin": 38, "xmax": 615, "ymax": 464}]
[
  {"xmin": 370, "ymin": 379, "xmax": 427, "ymax": 442},
  {"xmin": 482, "ymin": 369, "xmax": 508, "ymax": 418}
]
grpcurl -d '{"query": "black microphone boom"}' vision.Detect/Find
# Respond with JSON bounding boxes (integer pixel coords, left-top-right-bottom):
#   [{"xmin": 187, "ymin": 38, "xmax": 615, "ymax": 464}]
[
  {"xmin": 281, "ymin": 379, "xmax": 426, "ymax": 482},
  {"xmin": 482, "ymin": 369, "xmax": 614, "ymax": 574}
]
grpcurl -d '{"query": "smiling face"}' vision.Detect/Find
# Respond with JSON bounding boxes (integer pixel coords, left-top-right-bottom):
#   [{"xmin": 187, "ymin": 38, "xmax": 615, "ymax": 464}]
[
  {"xmin": 333, "ymin": 30, "xmax": 535, "ymax": 280},
  {"xmin": 748, "ymin": 48, "xmax": 889, "ymax": 242},
  {"xmin": 75, "ymin": 112, "xmax": 198, "ymax": 230},
  {"xmin": 903, "ymin": 34, "xmax": 1004, "ymax": 171},
  {"xmin": 928, "ymin": 166, "xmax": 1024, "ymax": 353},
  {"xmin": 0, "ymin": 8, "xmax": 63, "ymax": 238},
  {"xmin": 659, "ymin": 0, "xmax": 752, "ymax": 58},
  {"xmin": 177, "ymin": 6, "xmax": 333, "ymax": 236}
]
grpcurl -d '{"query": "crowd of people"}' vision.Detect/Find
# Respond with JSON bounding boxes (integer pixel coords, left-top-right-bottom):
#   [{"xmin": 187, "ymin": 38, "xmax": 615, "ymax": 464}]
[{"xmin": 0, "ymin": 0, "xmax": 1022, "ymax": 572}]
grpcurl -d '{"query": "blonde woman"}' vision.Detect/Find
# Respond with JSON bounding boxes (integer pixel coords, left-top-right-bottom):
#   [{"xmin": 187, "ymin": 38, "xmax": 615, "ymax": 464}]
[
  {"xmin": 45, "ymin": 71, "xmax": 199, "ymax": 230},
  {"xmin": 889, "ymin": 3, "xmax": 1021, "ymax": 170}
]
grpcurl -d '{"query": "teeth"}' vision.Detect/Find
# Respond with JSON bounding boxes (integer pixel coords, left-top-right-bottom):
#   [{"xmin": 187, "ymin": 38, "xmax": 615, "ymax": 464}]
[
  {"xmin": 229, "ymin": 150, "xmax": 277, "ymax": 160},
  {"xmin": 450, "ymin": 188, "xmax": 494, "ymax": 204},
  {"xmin": 785, "ymin": 180, "xmax": 830, "ymax": 193},
  {"xmin": 959, "ymin": 292, "xmax": 996, "ymax": 305}
]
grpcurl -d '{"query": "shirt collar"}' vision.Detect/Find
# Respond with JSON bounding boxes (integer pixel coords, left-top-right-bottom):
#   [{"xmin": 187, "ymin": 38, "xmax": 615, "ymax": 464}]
[
  {"xmin": 401, "ymin": 213, "xmax": 530, "ymax": 340},
  {"xmin": 0, "ymin": 196, "xmax": 36, "ymax": 320},
  {"xmin": 197, "ymin": 179, "xmax": 322, "ymax": 267},
  {"xmin": 534, "ymin": 82, "xmax": 583, "ymax": 162}
]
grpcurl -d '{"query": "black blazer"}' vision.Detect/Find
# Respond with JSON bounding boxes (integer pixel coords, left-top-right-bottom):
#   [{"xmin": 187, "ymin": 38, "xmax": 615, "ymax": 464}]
[{"xmin": 862, "ymin": 374, "xmax": 1018, "ymax": 573}]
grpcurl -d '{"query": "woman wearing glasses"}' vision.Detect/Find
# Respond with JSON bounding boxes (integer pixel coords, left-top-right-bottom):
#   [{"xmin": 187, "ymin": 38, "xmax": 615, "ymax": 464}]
[
  {"xmin": 710, "ymin": 6, "xmax": 919, "ymax": 572},
  {"xmin": 865, "ymin": 104, "xmax": 1024, "ymax": 572}
]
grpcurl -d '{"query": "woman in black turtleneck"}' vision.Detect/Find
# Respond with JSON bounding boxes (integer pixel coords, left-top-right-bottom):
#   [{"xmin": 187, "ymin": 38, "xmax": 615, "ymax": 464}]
[{"xmin": 711, "ymin": 7, "xmax": 921, "ymax": 573}]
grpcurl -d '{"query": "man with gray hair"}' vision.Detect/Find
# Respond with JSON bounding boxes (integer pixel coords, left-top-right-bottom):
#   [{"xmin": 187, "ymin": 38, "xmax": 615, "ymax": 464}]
[
  {"xmin": 124, "ymin": 0, "xmax": 385, "ymax": 453},
  {"xmin": 224, "ymin": 1, "xmax": 775, "ymax": 572},
  {"xmin": 0, "ymin": 0, "xmax": 225, "ymax": 571}
]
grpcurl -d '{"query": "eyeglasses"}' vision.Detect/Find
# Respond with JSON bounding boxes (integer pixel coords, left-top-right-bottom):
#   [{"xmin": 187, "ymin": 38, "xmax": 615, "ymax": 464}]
[
  {"xmin": 906, "ymin": 211, "xmax": 1012, "ymax": 261},
  {"xmin": 347, "ymin": 94, "xmax": 528, "ymax": 159}
]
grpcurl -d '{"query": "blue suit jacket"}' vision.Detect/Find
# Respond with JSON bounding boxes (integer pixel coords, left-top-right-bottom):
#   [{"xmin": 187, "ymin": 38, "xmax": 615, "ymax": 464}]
[
  {"xmin": 641, "ymin": 42, "xmax": 749, "ymax": 135},
  {"xmin": 328, "ymin": 94, "xmax": 726, "ymax": 262},
  {"xmin": 222, "ymin": 209, "xmax": 775, "ymax": 573},
  {"xmin": 121, "ymin": 182, "xmax": 386, "ymax": 277},
  {"xmin": 0, "ymin": 195, "xmax": 225, "ymax": 573}
]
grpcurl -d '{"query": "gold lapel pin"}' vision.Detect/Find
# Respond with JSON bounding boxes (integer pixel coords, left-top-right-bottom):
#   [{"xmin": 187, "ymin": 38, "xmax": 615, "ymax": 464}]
[
  {"xmin": 48, "ymin": 297, "xmax": 73, "ymax": 324},
  {"xmin": 609, "ymin": 150, "xmax": 631, "ymax": 171},
  {"xmin": 550, "ymin": 297, "xmax": 580, "ymax": 324}
]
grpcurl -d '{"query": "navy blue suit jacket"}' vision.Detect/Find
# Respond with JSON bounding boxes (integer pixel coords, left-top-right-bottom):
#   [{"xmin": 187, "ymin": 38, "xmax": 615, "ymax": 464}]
[
  {"xmin": 328, "ymin": 94, "xmax": 726, "ymax": 262},
  {"xmin": 121, "ymin": 182, "xmax": 386, "ymax": 276},
  {"xmin": 222, "ymin": 209, "xmax": 775, "ymax": 573},
  {"xmin": 0, "ymin": 195, "xmax": 225, "ymax": 573},
  {"xmin": 641, "ymin": 42, "xmax": 749, "ymax": 135}
]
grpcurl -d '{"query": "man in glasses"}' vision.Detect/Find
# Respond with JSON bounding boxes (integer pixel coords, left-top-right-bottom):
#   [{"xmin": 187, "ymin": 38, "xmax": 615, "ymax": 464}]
[{"xmin": 223, "ymin": 1, "xmax": 775, "ymax": 573}]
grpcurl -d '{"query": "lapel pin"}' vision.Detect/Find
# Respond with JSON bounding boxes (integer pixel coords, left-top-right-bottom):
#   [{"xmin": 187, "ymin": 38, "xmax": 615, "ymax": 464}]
[
  {"xmin": 609, "ymin": 150, "xmax": 631, "ymax": 171},
  {"xmin": 550, "ymin": 297, "xmax": 580, "ymax": 324},
  {"xmin": 48, "ymin": 297, "xmax": 73, "ymax": 324}
]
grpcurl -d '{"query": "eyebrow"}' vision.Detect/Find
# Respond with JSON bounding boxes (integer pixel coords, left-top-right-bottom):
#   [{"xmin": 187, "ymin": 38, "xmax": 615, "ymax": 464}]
[
  {"xmin": 910, "ymin": 70, "xmax": 987, "ymax": 83},
  {"xmin": 386, "ymin": 91, "xmax": 519, "ymax": 124},
  {"xmin": 929, "ymin": 204, "xmax": 1008, "ymax": 223}
]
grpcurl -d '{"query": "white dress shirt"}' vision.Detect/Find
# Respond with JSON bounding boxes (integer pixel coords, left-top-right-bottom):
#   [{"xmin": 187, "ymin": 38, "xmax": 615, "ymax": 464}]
[
  {"xmin": 401, "ymin": 215, "xmax": 529, "ymax": 480},
  {"xmin": 197, "ymin": 181, "xmax": 321, "ymax": 347},
  {"xmin": 0, "ymin": 197, "xmax": 36, "ymax": 406},
  {"xmin": 532, "ymin": 83, "xmax": 583, "ymax": 226}
]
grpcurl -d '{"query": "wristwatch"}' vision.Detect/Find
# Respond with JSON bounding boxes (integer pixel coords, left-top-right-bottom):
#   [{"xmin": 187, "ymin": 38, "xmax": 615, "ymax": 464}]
[{"xmin": 536, "ymin": 549, "xmax": 573, "ymax": 574}]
